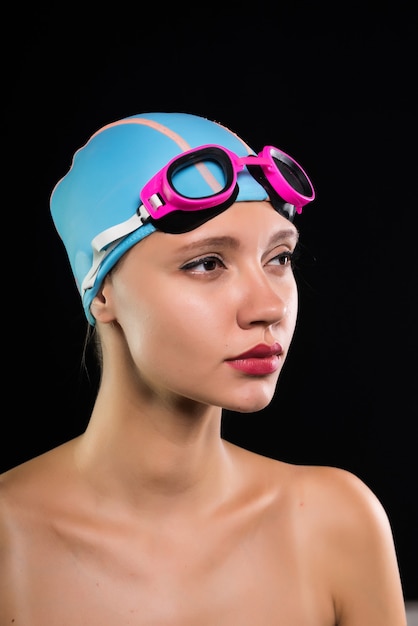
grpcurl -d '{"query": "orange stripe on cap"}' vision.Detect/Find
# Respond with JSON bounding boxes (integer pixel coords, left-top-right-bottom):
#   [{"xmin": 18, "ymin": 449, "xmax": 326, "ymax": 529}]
[{"xmin": 89, "ymin": 116, "xmax": 253, "ymax": 194}]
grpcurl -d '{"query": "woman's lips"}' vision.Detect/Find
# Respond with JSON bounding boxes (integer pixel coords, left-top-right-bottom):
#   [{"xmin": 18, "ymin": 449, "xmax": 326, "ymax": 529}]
[{"xmin": 226, "ymin": 343, "xmax": 283, "ymax": 375}]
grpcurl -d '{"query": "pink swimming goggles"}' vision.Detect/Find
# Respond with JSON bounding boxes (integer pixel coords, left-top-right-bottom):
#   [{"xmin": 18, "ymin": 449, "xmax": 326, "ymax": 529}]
[
  {"xmin": 137, "ymin": 144, "xmax": 315, "ymax": 233},
  {"xmin": 82, "ymin": 142, "xmax": 315, "ymax": 318}
]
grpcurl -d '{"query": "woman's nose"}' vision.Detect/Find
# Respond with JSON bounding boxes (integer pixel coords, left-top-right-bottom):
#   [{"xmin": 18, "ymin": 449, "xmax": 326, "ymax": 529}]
[{"xmin": 235, "ymin": 268, "xmax": 294, "ymax": 329}]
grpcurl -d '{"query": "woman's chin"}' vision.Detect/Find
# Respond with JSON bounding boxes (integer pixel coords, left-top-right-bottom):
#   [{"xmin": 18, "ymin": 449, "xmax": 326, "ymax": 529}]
[{"xmin": 222, "ymin": 394, "xmax": 275, "ymax": 414}]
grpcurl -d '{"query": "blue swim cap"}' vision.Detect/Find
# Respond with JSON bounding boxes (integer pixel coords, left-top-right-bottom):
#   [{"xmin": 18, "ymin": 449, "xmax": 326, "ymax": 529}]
[{"xmin": 50, "ymin": 112, "xmax": 269, "ymax": 325}]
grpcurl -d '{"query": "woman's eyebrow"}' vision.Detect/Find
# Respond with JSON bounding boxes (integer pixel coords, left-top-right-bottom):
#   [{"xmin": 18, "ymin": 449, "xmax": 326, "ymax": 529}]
[
  {"xmin": 177, "ymin": 236, "xmax": 240, "ymax": 253},
  {"xmin": 176, "ymin": 228, "xmax": 300, "ymax": 255},
  {"xmin": 267, "ymin": 228, "xmax": 300, "ymax": 247}
]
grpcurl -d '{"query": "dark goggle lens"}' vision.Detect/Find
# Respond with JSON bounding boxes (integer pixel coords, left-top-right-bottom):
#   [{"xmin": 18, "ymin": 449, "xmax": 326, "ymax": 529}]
[{"xmin": 272, "ymin": 154, "xmax": 313, "ymax": 198}]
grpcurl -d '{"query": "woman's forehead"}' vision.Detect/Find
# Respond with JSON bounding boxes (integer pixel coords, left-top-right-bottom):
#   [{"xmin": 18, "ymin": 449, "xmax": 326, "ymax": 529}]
[{"xmin": 137, "ymin": 202, "xmax": 299, "ymax": 255}]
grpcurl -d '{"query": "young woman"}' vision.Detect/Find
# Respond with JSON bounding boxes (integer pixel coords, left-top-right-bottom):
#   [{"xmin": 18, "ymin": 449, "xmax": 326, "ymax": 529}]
[{"xmin": 0, "ymin": 112, "xmax": 406, "ymax": 625}]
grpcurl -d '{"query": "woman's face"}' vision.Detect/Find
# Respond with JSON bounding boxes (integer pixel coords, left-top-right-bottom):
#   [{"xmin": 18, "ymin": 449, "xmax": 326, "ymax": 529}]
[{"xmin": 101, "ymin": 201, "xmax": 300, "ymax": 413}]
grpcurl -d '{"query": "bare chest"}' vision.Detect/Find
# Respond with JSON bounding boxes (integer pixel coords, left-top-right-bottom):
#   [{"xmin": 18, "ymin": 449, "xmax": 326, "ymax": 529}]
[{"xmin": 3, "ymin": 513, "xmax": 335, "ymax": 626}]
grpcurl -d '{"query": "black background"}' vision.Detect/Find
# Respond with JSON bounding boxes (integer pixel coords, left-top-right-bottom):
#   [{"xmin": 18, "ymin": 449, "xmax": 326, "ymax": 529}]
[{"xmin": 5, "ymin": 3, "xmax": 417, "ymax": 600}]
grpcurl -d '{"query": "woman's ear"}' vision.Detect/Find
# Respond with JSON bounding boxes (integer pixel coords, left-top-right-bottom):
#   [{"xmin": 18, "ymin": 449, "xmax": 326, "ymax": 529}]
[{"xmin": 89, "ymin": 279, "xmax": 117, "ymax": 324}]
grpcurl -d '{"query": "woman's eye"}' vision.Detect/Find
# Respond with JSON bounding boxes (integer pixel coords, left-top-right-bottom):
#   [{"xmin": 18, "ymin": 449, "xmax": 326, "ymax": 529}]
[
  {"xmin": 269, "ymin": 251, "xmax": 294, "ymax": 267},
  {"xmin": 181, "ymin": 256, "xmax": 225, "ymax": 272}
]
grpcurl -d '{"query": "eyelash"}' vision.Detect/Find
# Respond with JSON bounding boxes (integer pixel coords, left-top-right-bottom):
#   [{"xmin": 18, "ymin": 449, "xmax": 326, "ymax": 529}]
[
  {"xmin": 181, "ymin": 256, "xmax": 225, "ymax": 272},
  {"xmin": 272, "ymin": 249, "xmax": 300, "ymax": 267}
]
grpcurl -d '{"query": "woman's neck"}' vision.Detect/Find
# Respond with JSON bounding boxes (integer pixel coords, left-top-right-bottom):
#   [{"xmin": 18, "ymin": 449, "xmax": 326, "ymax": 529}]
[{"xmin": 72, "ymin": 381, "xmax": 228, "ymax": 514}]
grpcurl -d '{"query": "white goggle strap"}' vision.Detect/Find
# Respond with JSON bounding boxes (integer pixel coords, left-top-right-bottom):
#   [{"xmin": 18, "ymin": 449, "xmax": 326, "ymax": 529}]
[{"xmin": 81, "ymin": 204, "xmax": 151, "ymax": 296}]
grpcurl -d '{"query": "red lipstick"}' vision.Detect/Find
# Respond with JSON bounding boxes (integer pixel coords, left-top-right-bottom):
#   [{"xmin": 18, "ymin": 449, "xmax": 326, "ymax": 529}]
[{"xmin": 226, "ymin": 343, "xmax": 283, "ymax": 375}]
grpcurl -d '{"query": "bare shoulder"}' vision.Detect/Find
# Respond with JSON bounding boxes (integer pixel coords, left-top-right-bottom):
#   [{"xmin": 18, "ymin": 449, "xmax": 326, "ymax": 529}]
[
  {"xmin": 242, "ymin": 449, "xmax": 392, "ymax": 530},
  {"xmin": 0, "ymin": 440, "xmax": 78, "ymax": 566},
  {"xmin": 290, "ymin": 462, "xmax": 390, "ymax": 528},
  {"xmin": 0, "ymin": 439, "xmax": 77, "ymax": 530},
  {"xmin": 296, "ymin": 463, "xmax": 406, "ymax": 624},
  {"xmin": 295, "ymin": 462, "xmax": 400, "ymax": 561},
  {"xmin": 230, "ymin": 446, "xmax": 406, "ymax": 625},
  {"xmin": 248, "ymin": 452, "xmax": 398, "ymax": 563}
]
